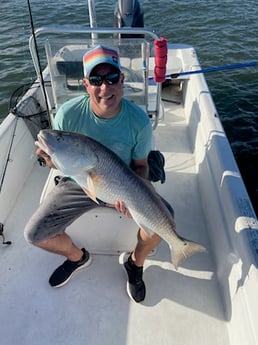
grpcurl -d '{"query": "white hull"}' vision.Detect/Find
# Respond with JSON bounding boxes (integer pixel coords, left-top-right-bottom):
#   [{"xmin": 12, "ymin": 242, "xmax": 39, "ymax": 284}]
[{"xmin": 0, "ymin": 21, "xmax": 257, "ymax": 345}]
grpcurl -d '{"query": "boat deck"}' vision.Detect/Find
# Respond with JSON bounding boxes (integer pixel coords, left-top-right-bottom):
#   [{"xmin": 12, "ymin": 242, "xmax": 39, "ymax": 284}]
[{"xmin": 0, "ymin": 98, "xmax": 230, "ymax": 345}]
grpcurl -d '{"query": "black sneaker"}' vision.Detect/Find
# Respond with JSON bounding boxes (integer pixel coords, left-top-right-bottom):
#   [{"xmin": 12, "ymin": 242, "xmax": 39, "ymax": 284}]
[
  {"xmin": 49, "ymin": 248, "xmax": 92, "ymax": 288},
  {"xmin": 120, "ymin": 252, "xmax": 146, "ymax": 303}
]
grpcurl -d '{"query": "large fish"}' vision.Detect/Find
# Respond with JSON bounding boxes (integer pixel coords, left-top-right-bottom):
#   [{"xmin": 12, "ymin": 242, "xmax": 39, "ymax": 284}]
[{"xmin": 36, "ymin": 129, "xmax": 206, "ymax": 268}]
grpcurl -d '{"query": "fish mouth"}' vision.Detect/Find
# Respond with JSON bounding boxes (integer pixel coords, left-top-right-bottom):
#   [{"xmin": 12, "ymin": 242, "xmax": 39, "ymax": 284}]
[{"xmin": 35, "ymin": 132, "xmax": 54, "ymax": 155}]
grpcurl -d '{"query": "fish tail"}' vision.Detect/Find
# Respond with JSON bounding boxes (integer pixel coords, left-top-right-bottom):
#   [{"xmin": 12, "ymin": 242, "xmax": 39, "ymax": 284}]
[{"xmin": 171, "ymin": 239, "xmax": 207, "ymax": 270}]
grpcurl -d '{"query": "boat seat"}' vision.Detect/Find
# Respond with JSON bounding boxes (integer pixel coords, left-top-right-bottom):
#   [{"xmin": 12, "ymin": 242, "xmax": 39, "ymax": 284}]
[{"xmin": 40, "ymin": 169, "xmax": 139, "ymax": 255}]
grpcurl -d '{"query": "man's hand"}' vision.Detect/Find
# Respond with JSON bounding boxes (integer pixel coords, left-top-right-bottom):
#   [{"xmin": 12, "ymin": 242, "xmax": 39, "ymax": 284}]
[
  {"xmin": 36, "ymin": 148, "xmax": 57, "ymax": 169},
  {"xmin": 106, "ymin": 200, "xmax": 132, "ymax": 218}
]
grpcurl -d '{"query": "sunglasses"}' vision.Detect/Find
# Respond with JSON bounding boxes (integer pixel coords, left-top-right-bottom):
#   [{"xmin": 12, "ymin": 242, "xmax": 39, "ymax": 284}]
[{"xmin": 88, "ymin": 72, "xmax": 121, "ymax": 86}]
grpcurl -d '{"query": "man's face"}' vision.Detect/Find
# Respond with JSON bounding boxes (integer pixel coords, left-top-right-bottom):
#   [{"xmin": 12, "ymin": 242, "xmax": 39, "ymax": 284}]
[{"xmin": 83, "ymin": 63, "xmax": 124, "ymax": 118}]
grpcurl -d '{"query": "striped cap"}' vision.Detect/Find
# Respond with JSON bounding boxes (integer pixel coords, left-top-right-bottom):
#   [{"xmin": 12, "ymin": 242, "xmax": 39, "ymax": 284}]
[{"xmin": 83, "ymin": 45, "xmax": 121, "ymax": 77}]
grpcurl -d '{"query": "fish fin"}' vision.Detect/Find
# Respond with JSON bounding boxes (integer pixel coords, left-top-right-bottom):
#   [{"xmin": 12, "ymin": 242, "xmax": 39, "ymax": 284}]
[
  {"xmin": 171, "ymin": 240, "xmax": 207, "ymax": 270},
  {"xmin": 75, "ymin": 174, "xmax": 99, "ymax": 204},
  {"xmin": 84, "ymin": 174, "xmax": 99, "ymax": 204},
  {"xmin": 82, "ymin": 187, "xmax": 99, "ymax": 204}
]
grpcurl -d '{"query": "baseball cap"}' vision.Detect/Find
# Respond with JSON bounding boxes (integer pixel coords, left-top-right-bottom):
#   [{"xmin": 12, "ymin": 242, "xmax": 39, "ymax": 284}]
[{"xmin": 83, "ymin": 45, "xmax": 121, "ymax": 77}]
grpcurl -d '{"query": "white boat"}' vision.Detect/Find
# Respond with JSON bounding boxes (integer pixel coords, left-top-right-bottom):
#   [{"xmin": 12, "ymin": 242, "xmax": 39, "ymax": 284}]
[{"xmin": 1, "ymin": 1, "xmax": 258, "ymax": 344}]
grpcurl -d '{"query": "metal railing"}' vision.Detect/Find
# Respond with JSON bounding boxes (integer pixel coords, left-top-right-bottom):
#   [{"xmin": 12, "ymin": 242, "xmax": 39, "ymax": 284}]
[
  {"xmin": 29, "ymin": 25, "xmax": 162, "ymax": 128},
  {"xmin": 29, "ymin": 26, "xmax": 159, "ymax": 76}
]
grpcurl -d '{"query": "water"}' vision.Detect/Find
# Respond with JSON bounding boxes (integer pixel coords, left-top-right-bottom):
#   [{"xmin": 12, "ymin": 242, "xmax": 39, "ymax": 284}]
[{"xmin": 0, "ymin": 0, "xmax": 257, "ymax": 215}]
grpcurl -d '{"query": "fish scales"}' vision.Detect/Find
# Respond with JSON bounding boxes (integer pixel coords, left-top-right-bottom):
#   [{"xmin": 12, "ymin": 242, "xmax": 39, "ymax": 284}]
[
  {"xmin": 36, "ymin": 129, "xmax": 207, "ymax": 268},
  {"xmin": 84, "ymin": 142, "xmax": 176, "ymax": 238}
]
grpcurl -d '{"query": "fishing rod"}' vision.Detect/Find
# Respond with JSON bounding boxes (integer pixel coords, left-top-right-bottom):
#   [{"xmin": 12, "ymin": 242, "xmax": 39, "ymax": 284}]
[
  {"xmin": 26, "ymin": 0, "xmax": 51, "ymax": 126},
  {"xmin": 149, "ymin": 61, "xmax": 256, "ymax": 80}
]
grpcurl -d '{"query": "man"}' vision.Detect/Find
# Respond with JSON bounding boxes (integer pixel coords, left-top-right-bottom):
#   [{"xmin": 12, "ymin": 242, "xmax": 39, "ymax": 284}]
[{"xmin": 25, "ymin": 45, "xmax": 172, "ymax": 303}]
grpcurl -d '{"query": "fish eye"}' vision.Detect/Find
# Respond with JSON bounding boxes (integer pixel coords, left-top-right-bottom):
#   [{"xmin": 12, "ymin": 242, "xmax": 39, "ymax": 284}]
[{"xmin": 56, "ymin": 135, "xmax": 63, "ymax": 142}]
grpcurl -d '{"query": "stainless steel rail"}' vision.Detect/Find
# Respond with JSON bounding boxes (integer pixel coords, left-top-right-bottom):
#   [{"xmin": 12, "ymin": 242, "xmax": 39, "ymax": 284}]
[
  {"xmin": 29, "ymin": 26, "xmax": 162, "ymax": 128},
  {"xmin": 29, "ymin": 26, "xmax": 160, "ymax": 76}
]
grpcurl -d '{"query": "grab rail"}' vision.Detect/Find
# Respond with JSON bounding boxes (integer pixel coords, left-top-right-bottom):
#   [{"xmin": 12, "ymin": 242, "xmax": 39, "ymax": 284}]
[
  {"xmin": 29, "ymin": 26, "xmax": 160, "ymax": 76},
  {"xmin": 29, "ymin": 25, "xmax": 162, "ymax": 129}
]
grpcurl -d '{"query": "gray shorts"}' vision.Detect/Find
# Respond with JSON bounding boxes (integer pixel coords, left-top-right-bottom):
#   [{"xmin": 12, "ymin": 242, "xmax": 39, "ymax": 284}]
[{"xmin": 24, "ymin": 176, "xmax": 174, "ymax": 244}]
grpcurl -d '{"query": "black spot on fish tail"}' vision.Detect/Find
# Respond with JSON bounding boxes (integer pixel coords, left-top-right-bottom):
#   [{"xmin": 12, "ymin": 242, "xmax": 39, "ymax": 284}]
[{"xmin": 171, "ymin": 240, "xmax": 207, "ymax": 270}]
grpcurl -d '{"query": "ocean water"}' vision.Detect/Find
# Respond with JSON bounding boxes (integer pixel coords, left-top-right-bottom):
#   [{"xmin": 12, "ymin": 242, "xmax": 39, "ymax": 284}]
[{"xmin": 0, "ymin": 0, "xmax": 257, "ymax": 215}]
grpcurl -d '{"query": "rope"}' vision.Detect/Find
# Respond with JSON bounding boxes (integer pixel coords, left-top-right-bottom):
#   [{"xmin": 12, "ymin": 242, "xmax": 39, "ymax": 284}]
[{"xmin": 154, "ymin": 37, "xmax": 168, "ymax": 83}]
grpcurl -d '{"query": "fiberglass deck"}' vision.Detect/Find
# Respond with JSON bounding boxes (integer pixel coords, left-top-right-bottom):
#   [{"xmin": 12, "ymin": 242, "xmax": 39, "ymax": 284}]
[{"xmin": 0, "ymin": 100, "xmax": 230, "ymax": 345}]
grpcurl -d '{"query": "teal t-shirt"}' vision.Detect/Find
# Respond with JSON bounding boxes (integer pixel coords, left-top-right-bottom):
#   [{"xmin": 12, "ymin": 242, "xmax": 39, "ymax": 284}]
[{"xmin": 54, "ymin": 95, "xmax": 152, "ymax": 166}]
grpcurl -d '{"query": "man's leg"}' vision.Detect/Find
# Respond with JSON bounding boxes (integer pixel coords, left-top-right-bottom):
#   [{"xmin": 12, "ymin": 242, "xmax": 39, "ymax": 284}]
[
  {"xmin": 24, "ymin": 177, "xmax": 100, "ymax": 287},
  {"xmin": 122, "ymin": 195, "xmax": 174, "ymax": 303},
  {"xmin": 35, "ymin": 233, "xmax": 84, "ymax": 262},
  {"xmin": 132, "ymin": 228, "xmax": 161, "ymax": 266}
]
